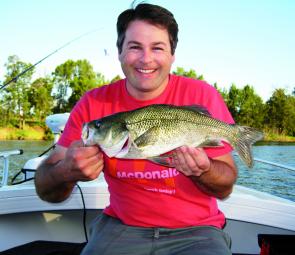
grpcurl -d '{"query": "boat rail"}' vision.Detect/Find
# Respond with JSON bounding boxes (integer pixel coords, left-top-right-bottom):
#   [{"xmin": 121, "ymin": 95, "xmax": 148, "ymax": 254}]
[{"xmin": 0, "ymin": 149, "xmax": 23, "ymax": 186}]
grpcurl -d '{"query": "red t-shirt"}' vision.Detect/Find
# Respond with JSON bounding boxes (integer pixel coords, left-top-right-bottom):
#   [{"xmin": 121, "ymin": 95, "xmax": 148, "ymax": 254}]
[{"xmin": 58, "ymin": 74, "xmax": 234, "ymax": 228}]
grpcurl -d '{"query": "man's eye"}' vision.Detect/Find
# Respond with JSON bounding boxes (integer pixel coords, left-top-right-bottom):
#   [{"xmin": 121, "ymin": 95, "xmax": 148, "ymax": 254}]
[
  {"xmin": 153, "ymin": 47, "xmax": 164, "ymax": 51},
  {"xmin": 129, "ymin": 46, "xmax": 140, "ymax": 50}
]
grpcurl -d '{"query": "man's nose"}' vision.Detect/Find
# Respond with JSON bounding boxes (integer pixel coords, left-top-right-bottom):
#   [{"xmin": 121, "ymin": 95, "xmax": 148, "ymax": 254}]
[{"xmin": 140, "ymin": 49, "xmax": 153, "ymax": 63}]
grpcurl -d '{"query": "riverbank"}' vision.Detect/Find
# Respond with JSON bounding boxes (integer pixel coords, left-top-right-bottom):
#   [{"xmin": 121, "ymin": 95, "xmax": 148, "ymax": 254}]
[
  {"xmin": 0, "ymin": 127, "xmax": 52, "ymax": 140},
  {"xmin": 0, "ymin": 126, "xmax": 294, "ymax": 142}
]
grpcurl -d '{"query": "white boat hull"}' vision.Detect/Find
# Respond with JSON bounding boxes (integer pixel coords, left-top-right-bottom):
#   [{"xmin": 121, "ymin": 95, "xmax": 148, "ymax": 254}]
[{"xmin": 1, "ymin": 180, "xmax": 295, "ymax": 254}]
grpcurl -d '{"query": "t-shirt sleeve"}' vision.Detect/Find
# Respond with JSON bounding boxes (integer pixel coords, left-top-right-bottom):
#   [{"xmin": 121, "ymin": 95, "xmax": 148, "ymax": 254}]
[{"xmin": 57, "ymin": 94, "xmax": 89, "ymax": 148}]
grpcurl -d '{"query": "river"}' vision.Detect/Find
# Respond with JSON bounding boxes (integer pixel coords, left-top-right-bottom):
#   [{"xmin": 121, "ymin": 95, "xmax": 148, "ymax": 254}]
[{"xmin": 1, "ymin": 140, "xmax": 295, "ymax": 201}]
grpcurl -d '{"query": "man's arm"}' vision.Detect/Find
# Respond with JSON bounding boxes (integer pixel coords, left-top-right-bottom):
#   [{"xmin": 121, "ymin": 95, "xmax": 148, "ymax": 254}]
[
  {"xmin": 35, "ymin": 141, "xmax": 104, "ymax": 203},
  {"xmin": 173, "ymin": 146, "xmax": 237, "ymax": 199}
]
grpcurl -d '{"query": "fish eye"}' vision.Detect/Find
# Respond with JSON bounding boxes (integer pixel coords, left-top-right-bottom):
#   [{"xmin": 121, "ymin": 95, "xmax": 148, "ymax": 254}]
[{"xmin": 95, "ymin": 120, "xmax": 101, "ymax": 128}]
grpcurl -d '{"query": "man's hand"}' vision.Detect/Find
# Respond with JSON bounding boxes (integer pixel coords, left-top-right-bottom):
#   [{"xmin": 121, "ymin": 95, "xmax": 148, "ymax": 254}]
[
  {"xmin": 172, "ymin": 146, "xmax": 237, "ymax": 199},
  {"xmin": 173, "ymin": 146, "xmax": 211, "ymax": 177},
  {"xmin": 60, "ymin": 140, "xmax": 104, "ymax": 182},
  {"xmin": 35, "ymin": 140, "xmax": 104, "ymax": 203}
]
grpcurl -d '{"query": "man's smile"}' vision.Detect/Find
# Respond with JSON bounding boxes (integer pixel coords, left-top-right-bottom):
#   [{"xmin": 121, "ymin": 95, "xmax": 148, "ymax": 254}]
[{"xmin": 136, "ymin": 68, "xmax": 157, "ymax": 74}]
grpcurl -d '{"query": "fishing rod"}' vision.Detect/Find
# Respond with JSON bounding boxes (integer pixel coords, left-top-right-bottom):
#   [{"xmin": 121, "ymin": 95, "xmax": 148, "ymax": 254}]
[
  {"xmin": 253, "ymin": 157, "xmax": 295, "ymax": 171},
  {"xmin": 0, "ymin": 28, "xmax": 103, "ymax": 91},
  {"xmin": 233, "ymin": 154, "xmax": 295, "ymax": 171}
]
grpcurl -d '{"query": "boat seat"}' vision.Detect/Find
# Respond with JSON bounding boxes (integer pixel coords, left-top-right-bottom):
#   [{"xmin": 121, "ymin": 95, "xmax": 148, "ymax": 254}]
[{"xmin": 258, "ymin": 234, "xmax": 295, "ymax": 255}]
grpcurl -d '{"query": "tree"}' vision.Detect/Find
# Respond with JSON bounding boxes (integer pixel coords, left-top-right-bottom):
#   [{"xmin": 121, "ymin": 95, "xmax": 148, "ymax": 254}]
[
  {"xmin": 237, "ymin": 85, "xmax": 265, "ymax": 128},
  {"xmin": 3, "ymin": 55, "xmax": 34, "ymax": 128},
  {"xmin": 226, "ymin": 84, "xmax": 240, "ymax": 121},
  {"xmin": 283, "ymin": 95, "xmax": 295, "ymax": 136},
  {"xmin": 28, "ymin": 77, "xmax": 54, "ymax": 122},
  {"xmin": 110, "ymin": 75, "xmax": 122, "ymax": 83},
  {"xmin": 52, "ymin": 59, "xmax": 105, "ymax": 112},
  {"xmin": 173, "ymin": 67, "xmax": 204, "ymax": 80},
  {"xmin": 213, "ymin": 82, "xmax": 228, "ymax": 101},
  {"xmin": 265, "ymin": 89, "xmax": 289, "ymax": 134},
  {"xmin": 52, "ymin": 60, "xmax": 75, "ymax": 113},
  {"xmin": 67, "ymin": 60, "xmax": 106, "ymax": 111},
  {"xmin": 224, "ymin": 84, "xmax": 265, "ymax": 128}
]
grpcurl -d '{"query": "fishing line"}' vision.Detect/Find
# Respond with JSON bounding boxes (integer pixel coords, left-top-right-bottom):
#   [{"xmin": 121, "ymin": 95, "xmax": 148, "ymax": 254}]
[
  {"xmin": 76, "ymin": 183, "xmax": 89, "ymax": 243},
  {"xmin": 10, "ymin": 170, "xmax": 89, "ymax": 243},
  {"xmin": 0, "ymin": 27, "xmax": 104, "ymax": 91}
]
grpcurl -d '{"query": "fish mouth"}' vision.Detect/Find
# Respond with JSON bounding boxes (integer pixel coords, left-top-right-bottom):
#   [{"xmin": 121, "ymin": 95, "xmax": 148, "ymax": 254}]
[
  {"xmin": 82, "ymin": 124, "xmax": 94, "ymax": 146},
  {"xmin": 115, "ymin": 135, "xmax": 132, "ymax": 158},
  {"xmin": 101, "ymin": 132, "xmax": 130, "ymax": 158}
]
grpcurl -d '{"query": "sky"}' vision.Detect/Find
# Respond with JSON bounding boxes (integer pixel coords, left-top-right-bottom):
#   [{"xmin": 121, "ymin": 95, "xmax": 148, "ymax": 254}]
[{"xmin": 1, "ymin": 0, "xmax": 294, "ymax": 101}]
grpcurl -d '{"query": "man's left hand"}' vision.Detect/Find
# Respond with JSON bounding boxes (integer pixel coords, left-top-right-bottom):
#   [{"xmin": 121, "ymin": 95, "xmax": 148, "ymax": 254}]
[{"xmin": 173, "ymin": 146, "xmax": 211, "ymax": 177}]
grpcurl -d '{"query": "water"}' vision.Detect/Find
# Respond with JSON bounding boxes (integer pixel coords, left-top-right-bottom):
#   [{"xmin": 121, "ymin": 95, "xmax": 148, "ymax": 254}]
[
  {"xmin": 0, "ymin": 140, "xmax": 53, "ymax": 184},
  {"xmin": 235, "ymin": 143, "xmax": 295, "ymax": 201},
  {"xmin": 1, "ymin": 140, "xmax": 295, "ymax": 201}
]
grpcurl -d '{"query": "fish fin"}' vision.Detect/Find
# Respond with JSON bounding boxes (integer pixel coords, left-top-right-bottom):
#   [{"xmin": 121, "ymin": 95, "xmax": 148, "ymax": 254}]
[
  {"xmin": 148, "ymin": 155, "xmax": 175, "ymax": 167},
  {"xmin": 182, "ymin": 105, "xmax": 211, "ymax": 116},
  {"xmin": 235, "ymin": 126, "xmax": 264, "ymax": 168},
  {"xmin": 134, "ymin": 126, "xmax": 160, "ymax": 148},
  {"xmin": 197, "ymin": 139, "xmax": 224, "ymax": 148}
]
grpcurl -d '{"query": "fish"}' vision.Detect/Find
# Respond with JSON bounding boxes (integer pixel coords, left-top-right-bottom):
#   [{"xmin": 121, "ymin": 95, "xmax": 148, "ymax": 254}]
[{"xmin": 82, "ymin": 104, "xmax": 264, "ymax": 168}]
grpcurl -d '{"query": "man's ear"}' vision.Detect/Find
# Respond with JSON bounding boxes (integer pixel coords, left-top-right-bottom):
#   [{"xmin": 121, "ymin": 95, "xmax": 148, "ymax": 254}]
[{"xmin": 118, "ymin": 51, "xmax": 123, "ymax": 62}]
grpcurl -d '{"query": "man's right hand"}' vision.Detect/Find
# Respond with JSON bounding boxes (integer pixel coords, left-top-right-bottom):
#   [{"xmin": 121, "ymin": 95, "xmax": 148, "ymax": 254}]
[
  {"xmin": 61, "ymin": 140, "xmax": 104, "ymax": 182},
  {"xmin": 35, "ymin": 140, "xmax": 104, "ymax": 203}
]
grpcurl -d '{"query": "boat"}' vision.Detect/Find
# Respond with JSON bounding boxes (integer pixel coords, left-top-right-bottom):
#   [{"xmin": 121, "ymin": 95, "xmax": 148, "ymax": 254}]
[{"xmin": 1, "ymin": 113, "xmax": 295, "ymax": 255}]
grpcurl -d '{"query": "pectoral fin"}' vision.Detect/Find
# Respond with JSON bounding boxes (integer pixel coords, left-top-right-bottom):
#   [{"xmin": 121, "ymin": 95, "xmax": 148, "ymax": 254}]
[
  {"xmin": 134, "ymin": 126, "xmax": 161, "ymax": 148},
  {"xmin": 148, "ymin": 155, "xmax": 175, "ymax": 167}
]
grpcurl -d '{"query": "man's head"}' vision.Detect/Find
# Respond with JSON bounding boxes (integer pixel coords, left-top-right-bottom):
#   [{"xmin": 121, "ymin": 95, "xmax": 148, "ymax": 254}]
[{"xmin": 116, "ymin": 3, "xmax": 178, "ymax": 55}]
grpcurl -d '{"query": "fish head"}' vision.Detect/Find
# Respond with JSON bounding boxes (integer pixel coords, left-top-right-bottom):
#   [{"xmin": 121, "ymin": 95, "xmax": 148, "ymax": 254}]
[{"xmin": 82, "ymin": 118, "xmax": 129, "ymax": 158}]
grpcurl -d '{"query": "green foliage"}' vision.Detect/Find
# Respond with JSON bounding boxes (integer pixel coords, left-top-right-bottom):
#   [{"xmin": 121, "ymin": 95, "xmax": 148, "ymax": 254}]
[
  {"xmin": 173, "ymin": 67, "xmax": 204, "ymax": 80},
  {"xmin": 51, "ymin": 59, "xmax": 75, "ymax": 113},
  {"xmin": 2, "ymin": 55, "xmax": 34, "ymax": 129},
  {"xmin": 111, "ymin": 75, "xmax": 122, "ymax": 83},
  {"xmin": 43, "ymin": 126, "xmax": 54, "ymax": 140},
  {"xmin": 52, "ymin": 59, "xmax": 108, "ymax": 112},
  {"xmin": 28, "ymin": 77, "xmax": 54, "ymax": 122},
  {"xmin": 222, "ymin": 84, "xmax": 265, "ymax": 129},
  {"xmin": 236, "ymin": 85, "xmax": 265, "ymax": 129},
  {"xmin": 225, "ymin": 84, "xmax": 240, "ymax": 121},
  {"xmin": 283, "ymin": 96, "xmax": 295, "ymax": 136},
  {"xmin": 265, "ymin": 89, "xmax": 295, "ymax": 136}
]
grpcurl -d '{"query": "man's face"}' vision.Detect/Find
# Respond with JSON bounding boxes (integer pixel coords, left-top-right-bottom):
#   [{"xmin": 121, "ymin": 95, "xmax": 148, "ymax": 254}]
[{"xmin": 119, "ymin": 20, "xmax": 175, "ymax": 100}]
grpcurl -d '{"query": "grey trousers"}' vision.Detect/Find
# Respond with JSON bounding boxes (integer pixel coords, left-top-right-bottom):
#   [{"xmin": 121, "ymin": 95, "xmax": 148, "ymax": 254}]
[{"xmin": 81, "ymin": 213, "xmax": 232, "ymax": 255}]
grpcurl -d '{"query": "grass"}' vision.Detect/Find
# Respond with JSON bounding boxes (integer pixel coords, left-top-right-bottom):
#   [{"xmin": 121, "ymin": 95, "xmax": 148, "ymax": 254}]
[
  {"xmin": 263, "ymin": 131, "xmax": 295, "ymax": 142},
  {"xmin": 0, "ymin": 126, "xmax": 50, "ymax": 140}
]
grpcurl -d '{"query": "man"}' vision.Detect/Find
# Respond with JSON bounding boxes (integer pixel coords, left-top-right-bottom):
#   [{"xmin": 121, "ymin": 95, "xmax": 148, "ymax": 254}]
[{"xmin": 35, "ymin": 3, "xmax": 237, "ymax": 255}]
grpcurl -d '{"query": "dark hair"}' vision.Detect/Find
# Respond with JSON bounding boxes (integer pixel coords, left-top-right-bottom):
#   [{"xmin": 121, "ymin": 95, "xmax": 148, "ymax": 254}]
[{"xmin": 116, "ymin": 3, "xmax": 178, "ymax": 55}]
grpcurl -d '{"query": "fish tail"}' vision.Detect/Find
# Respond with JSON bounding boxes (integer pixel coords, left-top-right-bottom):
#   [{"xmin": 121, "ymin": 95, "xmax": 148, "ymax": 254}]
[{"xmin": 235, "ymin": 126, "xmax": 264, "ymax": 168}]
